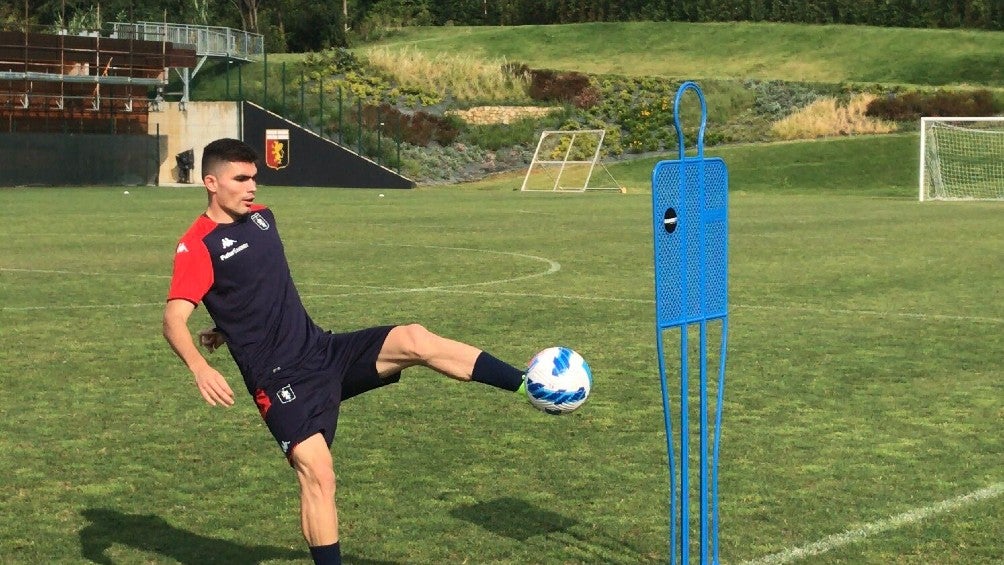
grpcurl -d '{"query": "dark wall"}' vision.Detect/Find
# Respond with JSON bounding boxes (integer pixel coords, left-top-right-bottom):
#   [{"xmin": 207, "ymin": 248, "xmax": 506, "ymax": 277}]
[
  {"xmin": 0, "ymin": 132, "xmax": 159, "ymax": 186},
  {"xmin": 242, "ymin": 102, "xmax": 415, "ymax": 189}
]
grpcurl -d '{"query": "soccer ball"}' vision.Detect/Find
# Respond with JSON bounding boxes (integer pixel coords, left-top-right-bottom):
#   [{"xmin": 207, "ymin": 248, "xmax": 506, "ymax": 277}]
[{"xmin": 525, "ymin": 347, "xmax": 592, "ymax": 415}]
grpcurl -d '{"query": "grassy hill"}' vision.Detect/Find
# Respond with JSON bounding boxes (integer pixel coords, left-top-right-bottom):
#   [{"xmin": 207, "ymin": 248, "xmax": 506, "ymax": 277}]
[
  {"xmin": 366, "ymin": 22, "xmax": 1004, "ymax": 87},
  {"xmin": 186, "ymin": 22, "xmax": 1003, "ymax": 183}
]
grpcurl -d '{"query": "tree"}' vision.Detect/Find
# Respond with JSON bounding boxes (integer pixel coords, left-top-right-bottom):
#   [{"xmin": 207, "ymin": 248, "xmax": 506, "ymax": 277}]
[
  {"xmin": 231, "ymin": 0, "xmax": 263, "ymax": 32},
  {"xmin": 191, "ymin": 0, "xmax": 210, "ymax": 24},
  {"xmin": 285, "ymin": 0, "xmax": 347, "ymax": 50}
]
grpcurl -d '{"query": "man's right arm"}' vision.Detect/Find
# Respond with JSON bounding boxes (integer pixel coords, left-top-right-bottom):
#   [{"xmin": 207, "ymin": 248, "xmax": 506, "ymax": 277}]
[{"xmin": 163, "ymin": 299, "xmax": 235, "ymax": 407}]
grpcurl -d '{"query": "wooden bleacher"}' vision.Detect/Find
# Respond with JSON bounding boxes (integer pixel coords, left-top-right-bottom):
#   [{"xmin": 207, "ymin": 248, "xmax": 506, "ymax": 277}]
[{"xmin": 0, "ymin": 29, "xmax": 196, "ymax": 134}]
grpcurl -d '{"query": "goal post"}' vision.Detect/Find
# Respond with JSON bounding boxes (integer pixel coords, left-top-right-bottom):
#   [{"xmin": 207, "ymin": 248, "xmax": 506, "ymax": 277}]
[
  {"xmin": 521, "ymin": 129, "xmax": 622, "ymax": 192},
  {"xmin": 919, "ymin": 117, "xmax": 1004, "ymax": 201}
]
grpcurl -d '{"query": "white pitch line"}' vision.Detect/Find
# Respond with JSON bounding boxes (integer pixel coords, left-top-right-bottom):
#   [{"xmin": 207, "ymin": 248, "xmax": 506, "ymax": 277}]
[
  {"xmin": 297, "ymin": 244, "xmax": 562, "ymax": 290},
  {"xmin": 739, "ymin": 483, "xmax": 1004, "ymax": 565}
]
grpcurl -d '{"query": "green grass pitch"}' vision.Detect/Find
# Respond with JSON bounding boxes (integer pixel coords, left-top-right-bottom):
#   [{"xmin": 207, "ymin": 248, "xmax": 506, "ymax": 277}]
[{"xmin": 0, "ymin": 135, "xmax": 1001, "ymax": 563}]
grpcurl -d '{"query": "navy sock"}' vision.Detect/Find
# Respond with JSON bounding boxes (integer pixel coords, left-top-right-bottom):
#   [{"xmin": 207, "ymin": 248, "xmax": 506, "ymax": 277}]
[
  {"xmin": 309, "ymin": 542, "xmax": 341, "ymax": 565},
  {"xmin": 471, "ymin": 351, "xmax": 524, "ymax": 391}
]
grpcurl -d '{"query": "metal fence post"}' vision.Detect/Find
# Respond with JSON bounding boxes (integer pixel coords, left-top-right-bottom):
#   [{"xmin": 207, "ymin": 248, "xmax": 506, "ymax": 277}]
[
  {"xmin": 396, "ymin": 123, "xmax": 402, "ymax": 173},
  {"xmin": 300, "ymin": 68, "xmax": 306, "ymax": 124},
  {"xmin": 155, "ymin": 123, "xmax": 160, "ymax": 186},
  {"xmin": 281, "ymin": 62, "xmax": 287, "ymax": 116},
  {"xmin": 319, "ymin": 78, "xmax": 324, "ymax": 137},
  {"xmin": 376, "ymin": 108, "xmax": 382, "ymax": 164},
  {"xmin": 337, "ymin": 86, "xmax": 343, "ymax": 145}
]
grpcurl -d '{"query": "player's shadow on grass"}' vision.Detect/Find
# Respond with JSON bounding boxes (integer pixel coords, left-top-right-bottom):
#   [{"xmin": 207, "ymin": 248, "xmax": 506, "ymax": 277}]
[
  {"xmin": 451, "ymin": 497, "xmax": 647, "ymax": 563},
  {"xmin": 450, "ymin": 496, "xmax": 579, "ymax": 541},
  {"xmin": 79, "ymin": 508, "xmax": 308, "ymax": 564}
]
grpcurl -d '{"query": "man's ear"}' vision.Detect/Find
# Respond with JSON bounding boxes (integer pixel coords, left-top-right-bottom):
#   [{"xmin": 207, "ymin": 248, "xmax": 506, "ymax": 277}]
[{"xmin": 204, "ymin": 173, "xmax": 218, "ymax": 193}]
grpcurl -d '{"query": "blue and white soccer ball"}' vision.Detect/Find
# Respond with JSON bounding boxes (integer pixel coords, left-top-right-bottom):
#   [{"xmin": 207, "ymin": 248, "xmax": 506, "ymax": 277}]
[{"xmin": 525, "ymin": 347, "xmax": 592, "ymax": 415}]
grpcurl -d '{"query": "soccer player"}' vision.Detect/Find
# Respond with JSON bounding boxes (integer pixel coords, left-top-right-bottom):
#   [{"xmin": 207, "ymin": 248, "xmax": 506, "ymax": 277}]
[{"xmin": 162, "ymin": 138, "xmax": 527, "ymax": 565}]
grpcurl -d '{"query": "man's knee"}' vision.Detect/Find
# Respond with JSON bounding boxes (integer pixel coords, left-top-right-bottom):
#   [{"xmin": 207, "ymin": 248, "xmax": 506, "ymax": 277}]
[
  {"xmin": 292, "ymin": 436, "xmax": 336, "ymax": 497},
  {"xmin": 393, "ymin": 323, "xmax": 436, "ymax": 361}
]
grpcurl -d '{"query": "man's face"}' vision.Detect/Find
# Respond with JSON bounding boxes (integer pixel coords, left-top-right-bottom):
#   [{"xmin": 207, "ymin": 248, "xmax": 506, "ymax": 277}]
[{"xmin": 205, "ymin": 160, "xmax": 257, "ymax": 221}]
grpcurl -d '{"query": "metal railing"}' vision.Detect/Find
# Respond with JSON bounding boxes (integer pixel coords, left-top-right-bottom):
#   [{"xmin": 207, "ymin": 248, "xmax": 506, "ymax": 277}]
[{"xmin": 111, "ymin": 22, "xmax": 263, "ymax": 61}]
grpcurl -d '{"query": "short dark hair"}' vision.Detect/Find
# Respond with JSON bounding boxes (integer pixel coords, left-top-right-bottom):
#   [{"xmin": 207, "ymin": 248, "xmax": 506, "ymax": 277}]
[{"xmin": 202, "ymin": 138, "xmax": 258, "ymax": 177}]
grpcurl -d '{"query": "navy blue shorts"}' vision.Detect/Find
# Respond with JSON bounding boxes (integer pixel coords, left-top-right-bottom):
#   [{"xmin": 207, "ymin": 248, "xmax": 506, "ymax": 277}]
[{"xmin": 251, "ymin": 325, "xmax": 400, "ymax": 460}]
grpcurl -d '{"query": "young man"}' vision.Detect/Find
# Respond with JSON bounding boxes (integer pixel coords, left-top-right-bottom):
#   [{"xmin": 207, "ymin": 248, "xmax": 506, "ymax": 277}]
[{"xmin": 163, "ymin": 138, "xmax": 527, "ymax": 565}]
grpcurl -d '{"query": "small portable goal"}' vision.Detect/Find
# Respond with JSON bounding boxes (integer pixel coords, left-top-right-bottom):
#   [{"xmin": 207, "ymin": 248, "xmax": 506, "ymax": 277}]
[{"xmin": 520, "ymin": 129, "xmax": 622, "ymax": 192}]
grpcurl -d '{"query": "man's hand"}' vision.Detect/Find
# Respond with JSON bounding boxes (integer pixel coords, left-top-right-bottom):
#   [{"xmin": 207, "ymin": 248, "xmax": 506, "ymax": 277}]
[
  {"xmin": 193, "ymin": 364, "xmax": 236, "ymax": 407},
  {"xmin": 197, "ymin": 327, "xmax": 226, "ymax": 353},
  {"xmin": 164, "ymin": 300, "xmax": 235, "ymax": 408}
]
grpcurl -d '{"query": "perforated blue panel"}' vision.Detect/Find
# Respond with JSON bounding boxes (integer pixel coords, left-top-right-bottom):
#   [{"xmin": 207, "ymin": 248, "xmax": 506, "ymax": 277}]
[
  {"xmin": 653, "ymin": 81, "xmax": 729, "ymax": 565},
  {"xmin": 652, "ymin": 157, "xmax": 728, "ymax": 328}
]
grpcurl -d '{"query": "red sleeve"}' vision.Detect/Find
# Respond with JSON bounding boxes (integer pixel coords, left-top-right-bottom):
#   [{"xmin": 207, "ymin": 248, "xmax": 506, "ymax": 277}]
[{"xmin": 167, "ymin": 223, "xmax": 215, "ymax": 305}]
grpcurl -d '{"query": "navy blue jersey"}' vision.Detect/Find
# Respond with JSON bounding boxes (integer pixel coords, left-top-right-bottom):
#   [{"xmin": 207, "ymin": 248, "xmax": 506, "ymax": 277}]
[{"xmin": 168, "ymin": 205, "xmax": 326, "ymax": 390}]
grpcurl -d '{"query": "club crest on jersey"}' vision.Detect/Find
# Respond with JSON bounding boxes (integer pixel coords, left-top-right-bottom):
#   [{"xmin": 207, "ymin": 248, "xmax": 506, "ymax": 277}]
[
  {"xmin": 251, "ymin": 212, "xmax": 270, "ymax": 230},
  {"xmin": 265, "ymin": 129, "xmax": 290, "ymax": 170},
  {"xmin": 278, "ymin": 384, "xmax": 296, "ymax": 404}
]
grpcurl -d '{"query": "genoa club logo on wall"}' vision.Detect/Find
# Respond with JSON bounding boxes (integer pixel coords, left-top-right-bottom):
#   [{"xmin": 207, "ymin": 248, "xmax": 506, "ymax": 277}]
[{"xmin": 265, "ymin": 129, "xmax": 290, "ymax": 170}]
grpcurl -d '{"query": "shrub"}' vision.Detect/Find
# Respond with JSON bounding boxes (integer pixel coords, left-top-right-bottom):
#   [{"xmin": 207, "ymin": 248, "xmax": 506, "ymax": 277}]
[
  {"xmin": 501, "ymin": 61, "xmax": 531, "ymax": 80},
  {"xmin": 866, "ymin": 89, "xmax": 1000, "ymax": 121},
  {"xmin": 363, "ymin": 47, "xmax": 530, "ymax": 105},
  {"xmin": 461, "ymin": 108, "xmax": 573, "ymax": 150},
  {"xmin": 303, "ymin": 48, "xmax": 365, "ymax": 75},
  {"xmin": 772, "ymin": 93, "xmax": 898, "ymax": 140},
  {"xmin": 572, "ymin": 86, "xmax": 601, "ymax": 109},
  {"xmin": 528, "ymin": 69, "xmax": 596, "ymax": 107},
  {"xmin": 361, "ymin": 103, "xmax": 460, "ymax": 147},
  {"xmin": 746, "ymin": 79, "xmax": 828, "ymax": 120}
]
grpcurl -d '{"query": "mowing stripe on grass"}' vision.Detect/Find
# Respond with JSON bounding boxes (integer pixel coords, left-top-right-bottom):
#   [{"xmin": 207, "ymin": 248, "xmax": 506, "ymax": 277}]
[
  {"xmin": 739, "ymin": 483, "xmax": 1004, "ymax": 565},
  {"xmin": 1, "ymin": 302, "xmax": 165, "ymax": 311},
  {"xmin": 1, "ymin": 267, "xmax": 169, "ymax": 278},
  {"xmin": 2, "ymin": 267, "xmax": 1002, "ymax": 325},
  {"xmin": 3, "ymin": 287, "xmax": 1003, "ymax": 326},
  {"xmin": 2, "ymin": 244, "xmax": 561, "ymax": 290},
  {"xmin": 735, "ymin": 303, "xmax": 1004, "ymax": 325}
]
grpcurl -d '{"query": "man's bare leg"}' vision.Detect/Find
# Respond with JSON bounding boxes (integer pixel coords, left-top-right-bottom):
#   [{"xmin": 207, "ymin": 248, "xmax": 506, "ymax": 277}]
[
  {"xmin": 376, "ymin": 324, "xmax": 524, "ymax": 391},
  {"xmin": 290, "ymin": 433, "xmax": 341, "ymax": 563}
]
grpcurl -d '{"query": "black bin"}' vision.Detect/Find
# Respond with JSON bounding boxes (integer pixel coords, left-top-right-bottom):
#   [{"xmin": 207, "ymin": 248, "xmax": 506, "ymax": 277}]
[{"xmin": 176, "ymin": 149, "xmax": 195, "ymax": 183}]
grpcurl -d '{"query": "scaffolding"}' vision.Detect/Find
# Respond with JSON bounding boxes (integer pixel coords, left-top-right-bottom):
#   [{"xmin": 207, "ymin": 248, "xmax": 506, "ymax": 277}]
[{"xmin": 0, "ymin": 27, "xmax": 196, "ymax": 133}]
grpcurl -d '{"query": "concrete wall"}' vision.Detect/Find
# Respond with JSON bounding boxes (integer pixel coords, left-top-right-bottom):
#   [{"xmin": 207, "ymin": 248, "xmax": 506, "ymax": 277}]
[{"xmin": 147, "ymin": 101, "xmax": 239, "ymax": 185}]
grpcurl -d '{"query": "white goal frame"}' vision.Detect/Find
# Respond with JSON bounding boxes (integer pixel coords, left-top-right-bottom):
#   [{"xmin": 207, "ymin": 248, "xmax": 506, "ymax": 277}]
[
  {"xmin": 919, "ymin": 116, "xmax": 1004, "ymax": 201},
  {"xmin": 520, "ymin": 129, "xmax": 621, "ymax": 193}
]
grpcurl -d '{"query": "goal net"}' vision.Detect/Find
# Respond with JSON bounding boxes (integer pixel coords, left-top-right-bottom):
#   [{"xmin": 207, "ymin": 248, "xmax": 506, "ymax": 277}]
[
  {"xmin": 919, "ymin": 117, "xmax": 1004, "ymax": 201},
  {"xmin": 521, "ymin": 129, "xmax": 621, "ymax": 192}
]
